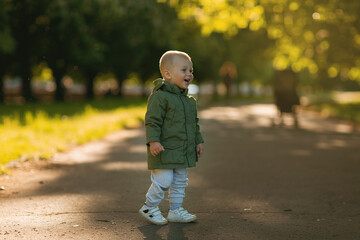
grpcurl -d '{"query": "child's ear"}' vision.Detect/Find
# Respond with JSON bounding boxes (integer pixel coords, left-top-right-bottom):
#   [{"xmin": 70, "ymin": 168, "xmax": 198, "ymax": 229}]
[{"xmin": 164, "ymin": 70, "xmax": 171, "ymax": 80}]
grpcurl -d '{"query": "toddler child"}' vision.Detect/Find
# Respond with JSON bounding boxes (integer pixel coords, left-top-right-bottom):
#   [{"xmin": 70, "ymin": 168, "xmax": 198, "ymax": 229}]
[{"xmin": 139, "ymin": 50, "xmax": 204, "ymax": 225}]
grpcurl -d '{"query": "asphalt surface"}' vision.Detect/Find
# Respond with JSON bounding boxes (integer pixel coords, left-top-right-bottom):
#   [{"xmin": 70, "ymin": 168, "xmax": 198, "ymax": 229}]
[{"xmin": 1, "ymin": 102, "xmax": 359, "ymax": 240}]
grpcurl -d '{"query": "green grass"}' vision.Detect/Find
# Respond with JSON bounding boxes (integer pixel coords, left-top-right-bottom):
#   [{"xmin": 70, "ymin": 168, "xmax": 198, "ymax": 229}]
[
  {"xmin": 0, "ymin": 98, "xmax": 147, "ymax": 172},
  {"xmin": 305, "ymin": 102, "xmax": 360, "ymax": 123},
  {"xmin": 302, "ymin": 91, "xmax": 360, "ymax": 123}
]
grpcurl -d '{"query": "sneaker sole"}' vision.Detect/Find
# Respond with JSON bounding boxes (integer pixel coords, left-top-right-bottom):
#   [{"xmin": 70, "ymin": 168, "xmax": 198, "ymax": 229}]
[
  {"xmin": 138, "ymin": 209, "xmax": 168, "ymax": 225},
  {"xmin": 167, "ymin": 216, "xmax": 197, "ymax": 223}
]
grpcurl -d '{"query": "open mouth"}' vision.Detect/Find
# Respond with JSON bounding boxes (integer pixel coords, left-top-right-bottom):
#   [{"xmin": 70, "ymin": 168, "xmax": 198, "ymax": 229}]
[{"xmin": 184, "ymin": 79, "xmax": 191, "ymax": 83}]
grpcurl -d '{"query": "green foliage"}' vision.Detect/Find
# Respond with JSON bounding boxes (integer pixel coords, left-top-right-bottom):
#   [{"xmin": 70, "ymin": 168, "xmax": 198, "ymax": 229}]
[
  {"xmin": 164, "ymin": 0, "xmax": 360, "ymax": 89},
  {"xmin": 0, "ymin": 0, "xmax": 183, "ymax": 101},
  {"xmin": 0, "ymin": 0, "xmax": 14, "ymax": 54},
  {"xmin": 0, "ymin": 99, "xmax": 146, "ymax": 169},
  {"xmin": 307, "ymin": 103, "xmax": 360, "ymax": 123},
  {"xmin": 1, "ymin": 0, "xmax": 360, "ymax": 104},
  {"xmin": 303, "ymin": 91, "xmax": 360, "ymax": 123}
]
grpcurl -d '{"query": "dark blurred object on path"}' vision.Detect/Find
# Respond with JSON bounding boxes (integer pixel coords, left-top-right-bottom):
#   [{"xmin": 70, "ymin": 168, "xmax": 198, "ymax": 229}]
[
  {"xmin": 219, "ymin": 61, "xmax": 238, "ymax": 98},
  {"xmin": 272, "ymin": 69, "xmax": 300, "ymax": 128}
]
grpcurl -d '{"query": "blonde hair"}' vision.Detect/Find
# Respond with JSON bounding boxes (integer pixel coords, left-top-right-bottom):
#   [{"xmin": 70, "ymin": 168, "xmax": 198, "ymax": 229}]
[{"xmin": 159, "ymin": 50, "xmax": 192, "ymax": 77}]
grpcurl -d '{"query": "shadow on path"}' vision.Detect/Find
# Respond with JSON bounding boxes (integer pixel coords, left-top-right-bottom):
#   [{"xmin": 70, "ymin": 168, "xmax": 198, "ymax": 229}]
[
  {"xmin": 139, "ymin": 223, "xmax": 193, "ymax": 240},
  {"xmin": 1, "ymin": 103, "xmax": 359, "ymax": 239}
]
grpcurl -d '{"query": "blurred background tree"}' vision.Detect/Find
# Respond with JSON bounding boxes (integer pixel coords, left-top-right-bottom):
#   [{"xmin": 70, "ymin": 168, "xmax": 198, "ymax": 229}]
[
  {"xmin": 0, "ymin": 0, "xmax": 15, "ymax": 102},
  {"xmin": 163, "ymin": 0, "xmax": 360, "ymax": 92},
  {"xmin": 0, "ymin": 0, "xmax": 359, "ymax": 103}
]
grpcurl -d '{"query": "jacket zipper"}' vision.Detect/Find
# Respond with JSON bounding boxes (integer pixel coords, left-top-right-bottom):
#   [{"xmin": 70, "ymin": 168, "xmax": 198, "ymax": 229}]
[{"xmin": 179, "ymin": 95, "xmax": 190, "ymax": 167}]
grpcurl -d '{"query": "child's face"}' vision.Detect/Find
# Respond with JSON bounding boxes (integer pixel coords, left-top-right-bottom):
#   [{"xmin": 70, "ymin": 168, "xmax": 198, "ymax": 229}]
[{"xmin": 166, "ymin": 57, "xmax": 193, "ymax": 89}]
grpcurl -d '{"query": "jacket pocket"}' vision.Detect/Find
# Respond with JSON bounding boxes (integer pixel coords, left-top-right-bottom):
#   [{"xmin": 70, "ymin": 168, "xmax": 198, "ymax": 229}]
[{"xmin": 160, "ymin": 142, "xmax": 186, "ymax": 164}]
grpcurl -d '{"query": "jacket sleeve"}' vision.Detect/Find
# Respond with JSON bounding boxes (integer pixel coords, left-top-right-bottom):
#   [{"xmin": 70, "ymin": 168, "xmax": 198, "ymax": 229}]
[
  {"xmin": 145, "ymin": 92, "xmax": 167, "ymax": 145},
  {"xmin": 194, "ymin": 103, "xmax": 204, "ymax": 145},
  {"xmin": 195, "ymin": 116, "xmax": 204, "ymax": 145}
]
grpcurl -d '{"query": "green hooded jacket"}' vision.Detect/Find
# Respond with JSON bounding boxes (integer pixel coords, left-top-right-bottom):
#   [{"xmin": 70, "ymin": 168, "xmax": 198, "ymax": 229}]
[{"xmin": 145, "ymin": 78, "xmax": 204, "ymax": 170}]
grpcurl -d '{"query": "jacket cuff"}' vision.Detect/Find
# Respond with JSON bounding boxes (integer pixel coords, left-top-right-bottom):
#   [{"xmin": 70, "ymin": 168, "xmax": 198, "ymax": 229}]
[
  {"xmin": 146, "ymin": 136, "xmax": 161, "ymax": 145},
  {"xmin": 195, "ymin": 134, "xmax": 204, "ymax": 145}
]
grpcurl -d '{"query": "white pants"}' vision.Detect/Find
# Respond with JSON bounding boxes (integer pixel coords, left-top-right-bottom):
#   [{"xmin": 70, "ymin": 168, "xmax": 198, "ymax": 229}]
[{"xmin": 145, "ymin": 168, "xmax": 188, "ymax": 208}]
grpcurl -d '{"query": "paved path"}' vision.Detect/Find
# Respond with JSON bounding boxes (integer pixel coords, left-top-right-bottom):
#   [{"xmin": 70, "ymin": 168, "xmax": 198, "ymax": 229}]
[{"xmin": 1, "ymin": 103, "xmax": 359, "ymax": 240}]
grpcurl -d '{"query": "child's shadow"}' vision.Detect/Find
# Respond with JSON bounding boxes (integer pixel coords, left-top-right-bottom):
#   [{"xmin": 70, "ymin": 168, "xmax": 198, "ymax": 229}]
[{"xmin": 138, "ymin": 223, "xmax": 192, "ymax": 240}]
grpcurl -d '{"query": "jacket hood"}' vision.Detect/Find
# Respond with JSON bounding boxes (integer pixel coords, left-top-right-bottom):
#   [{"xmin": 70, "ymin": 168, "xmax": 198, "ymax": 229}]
[{"xmin": 152, "ymin": 78, "xmax": 188, "ymax": 95}]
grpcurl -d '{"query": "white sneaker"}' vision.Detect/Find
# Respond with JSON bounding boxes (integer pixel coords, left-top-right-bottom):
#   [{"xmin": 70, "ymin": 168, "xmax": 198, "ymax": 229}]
[
  {"xmin": 167, "ymin": 207, "xmax": 197, "ymax": 223},
  {"xmin": 139, "ymin": 205, "xmax": 168, "ymax": 225}
]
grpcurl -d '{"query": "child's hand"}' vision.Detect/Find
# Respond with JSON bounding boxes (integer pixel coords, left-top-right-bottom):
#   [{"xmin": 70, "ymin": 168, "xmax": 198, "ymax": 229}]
[
  {"xmin": 149, "ymin": 142, "xmax": 165, "ymax": 156},
  {"xmin": 197, "ymin": 143, "xmax": 204, "ymax": 158}
]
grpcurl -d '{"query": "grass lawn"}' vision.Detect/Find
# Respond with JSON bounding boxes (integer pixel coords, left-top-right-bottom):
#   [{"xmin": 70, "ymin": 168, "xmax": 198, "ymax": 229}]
[
  {"xmin": 0, "ymin": 98, "xmax": 147, "ymax": 172},
  {"xmin": 304, "ymin": 102, "xmax": 360, "ymax": 123},
  {"xmin": 302, "ymin": 91, "xmax": 360, "ymax": 123}
]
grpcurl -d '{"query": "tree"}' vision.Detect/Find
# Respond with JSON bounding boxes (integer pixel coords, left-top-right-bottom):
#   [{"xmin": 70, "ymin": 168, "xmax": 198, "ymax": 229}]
[
  {"xmin": 0, "ymin": 1, "xmax": 15, "ymax": 102},
  {"xmin": 73, "ymin": 0, "xmax": 107, "ymax": 100},
  {"xmin": 96, "ymin": 0, "xmax": 129, "ymax": 97},
  {"xmin": 161, "ymin": 0, "xmax": 360, "ymax": 90},
  {"xmin": 41, "ymin": 0, "xmax": 107, "ymax": 101},
  {"xmin": 117, "ymin": 0, "xmax": 180, "ymax": 94},
  {"xmin": 10, "ymin": 0, "xmax": 37, "ymax": 101},
  {"xmin": 9, "ymin": 0, "xmax": 54, "ymax": 102}
]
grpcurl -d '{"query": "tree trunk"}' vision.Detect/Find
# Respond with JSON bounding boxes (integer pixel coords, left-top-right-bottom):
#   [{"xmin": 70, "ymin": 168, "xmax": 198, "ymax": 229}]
[
  {"xmin": 116, "ymin": 80, "xmax": 123, "ymax": 98},
  {"xmin": 20, "ymin": 66, "xmax": 34, "ymax": 102},
  {"xmin": 53, "ymin": 70, "xmax": 65, "ymax": 102},
  {"xmin": 115, "ymin": 72, "xmax": 126, "ymax": 98},
  {"xmin": 85, "ymin": 70, "xmax": 96, "ymax": 100},
  {"xmin": 0, "ymin": 74, "xmax": 4, "ymax": 103},
  {"xmin": 15, "ymin": 0, "xmax": 34, "ymax": 102},
  {"xmin": 0, "ymin": 61, "xmax": 6, "ymax": 102}
]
